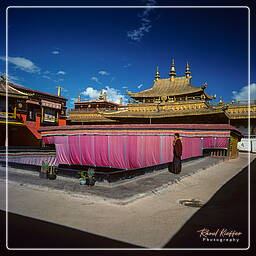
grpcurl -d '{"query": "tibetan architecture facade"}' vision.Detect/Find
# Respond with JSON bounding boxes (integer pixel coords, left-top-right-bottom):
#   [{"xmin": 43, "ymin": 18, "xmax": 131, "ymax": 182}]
[
  {"xmin": 0, "ymin": 74, "xmax": 67, "ymax": 147},
  {"xmin": 67, "ymin": 90, "xmax": 124, "ymax": 125},
  {"xmin": 100, "ymin": 61, "xmax": 231, "ymax": 124},
  {"xmin": 66, "ymin": 61, "xmax": 255, "ymax": 142}
]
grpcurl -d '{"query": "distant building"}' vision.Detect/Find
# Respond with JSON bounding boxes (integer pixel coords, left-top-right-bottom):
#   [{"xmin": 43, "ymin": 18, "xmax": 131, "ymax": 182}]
[
  {"xmin": 67, "ymin": 90, "xmax": 124, "ymax": 125},
  {"xmin": 0, "ymin": 74, "xmax": 67, "ymax": 147}
]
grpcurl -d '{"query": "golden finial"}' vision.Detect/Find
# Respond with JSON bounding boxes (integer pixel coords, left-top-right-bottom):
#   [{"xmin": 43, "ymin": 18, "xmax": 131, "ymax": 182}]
[
  {"xmin": 219, "ymin": 96, "xmax": 223, "ymax": 104},
  {"xmin": 78, "ymin": 93, "xmax": 81, "ymax": 101},
  {"xmin": 185, "ymin": 61, "xmax": 191, "ymax": 78},
  {"xmin": 57, "ymin": 85, "xmax": 61, "ymax": 96},
  {"xmin": 120, "ymin": 96, "xmax": 123, "ymax": 105},
  {"xmin": 103, "ymin": 91, "xmax": 107, "ymax": 101},
  {"xmin": 169, "ymin": 59, "xmax": 176, "ymax": 79},
  {"xmin": 201, "ymin": 81, "xmax": 207, "ymax": 90},
  {"xmin": 99, "ymin": 90, "xmax": 103, "ymax": 100},
  {"xmin": 155, "ymin": 66, "xmax": 160, "ymax": 80}
]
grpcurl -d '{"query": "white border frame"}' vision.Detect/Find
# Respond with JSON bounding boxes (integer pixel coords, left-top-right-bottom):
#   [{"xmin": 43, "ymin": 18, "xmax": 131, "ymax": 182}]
[{"xmin": 5, "ymin": 5, "xmax": 251, "ymax": 251}]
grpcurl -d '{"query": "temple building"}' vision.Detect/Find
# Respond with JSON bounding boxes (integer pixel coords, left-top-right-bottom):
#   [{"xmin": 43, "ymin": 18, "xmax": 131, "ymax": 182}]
[
  {"xmin": 67, "ymin": 90, "xmax": 124, "ymax": 125},
  {"xmin": 0, "ymin": 74, "xmax": 67, "ymax": 147},
  {"xmin": 64, "ymin": 60, "xmax": 255, "ymax": 152},
  {"xmin": 70, "ymin": 61, "xmax": 255, "ymax": 134}
]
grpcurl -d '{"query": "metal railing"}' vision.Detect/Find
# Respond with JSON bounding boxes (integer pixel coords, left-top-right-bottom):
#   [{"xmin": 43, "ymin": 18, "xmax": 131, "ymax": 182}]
[{"xmin": 0, "ymin": 111, "xmax": 16, "ymax": 119}]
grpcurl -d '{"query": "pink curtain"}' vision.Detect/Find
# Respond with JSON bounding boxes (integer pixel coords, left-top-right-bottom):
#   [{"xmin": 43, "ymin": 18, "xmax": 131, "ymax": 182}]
[
  {"xmin": 203, "ymin": 137, "xmax": 215, "ymax": 148},
  {"xmin": 54, "ymin": 136, "xmax": 71, "ymax": 165},
  {"xmin": 126, "ymin": 136, "xmax": 141, "ymax": 169},
  {"xmin": 109, "ymin": 135, "xmax": 126, "ymax": 169},
  {"xmin": 80, "ymin": 135, "xmax": 95, "ymax": 166},
  {"xmin": 144, "ymin": 136, "xmax": 160, "ymax": 167},
  {"xmin": 49, "ymin": 134, "xmax": 221, "ymax": 169},
  {"xmin": 160, "ymin": 136, "xmax": 173, "ymax": 163},
  {"xmin": 182, "ymin": 137, "xmax": 202, "ymax": 160},
  {"xmin": 216, "ymin": 137, "xmax": 229, "ymax": 148},
  {"xmin": 68, "ymin": 136, "xmax": 81, "ymax": 165},
  {"xmin": 94, "ymin": 136, "xmax": 109, "ymax": 167}
]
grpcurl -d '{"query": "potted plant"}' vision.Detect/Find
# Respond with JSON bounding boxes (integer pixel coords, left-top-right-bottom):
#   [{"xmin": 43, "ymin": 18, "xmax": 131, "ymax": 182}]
[
  {"xmin": 87, "ymin": 167, "xmax": 95, "ymax": 186},
  {"xmin": 48, "ymin": 166, "xmax": 57, "ymax": 180},
  {"xmin": 78, "ymin": 171, "xmax": 87, "ymax": 185},
  {"xmin": 39, "ymin": 161, "xmax": 49, "ymax": 179}
]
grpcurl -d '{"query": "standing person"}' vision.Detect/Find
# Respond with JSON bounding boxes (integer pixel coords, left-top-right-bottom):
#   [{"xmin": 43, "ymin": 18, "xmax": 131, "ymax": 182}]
[{"xmin": 172, "ymin": 133, "xmax": 183, "ymax": 174}]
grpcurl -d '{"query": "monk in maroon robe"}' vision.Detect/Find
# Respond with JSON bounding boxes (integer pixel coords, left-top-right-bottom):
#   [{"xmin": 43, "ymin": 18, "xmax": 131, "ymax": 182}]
[{"xmin": 172, "ymin": 133, "xmax": 182, "ymax": 174}]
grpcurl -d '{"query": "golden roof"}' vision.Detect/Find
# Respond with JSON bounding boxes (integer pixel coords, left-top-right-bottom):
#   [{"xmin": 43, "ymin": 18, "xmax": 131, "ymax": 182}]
[
  {"xmin": 0, "ymin": 81, "xmax": 30, "ymax": 98},
  {"xmin": 100, "ymin": 107, "xmax": 228, "ymax": 119},
  {"xmin": 126, "ymin": 76, "xmax": 207, "ymax": 98}
]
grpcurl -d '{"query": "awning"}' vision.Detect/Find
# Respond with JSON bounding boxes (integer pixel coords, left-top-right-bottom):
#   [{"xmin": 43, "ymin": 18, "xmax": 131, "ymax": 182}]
[{"xmin": 41, "ymin": 100, "xmax": 61, "ymax": 109}]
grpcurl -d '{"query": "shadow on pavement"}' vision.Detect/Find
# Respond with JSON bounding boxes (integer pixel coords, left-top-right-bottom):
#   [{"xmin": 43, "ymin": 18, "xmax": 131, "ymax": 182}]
[
  {"xmin": 164, "ymin": 158, "xmax": 256, "ymax": 249},
  {"xmin": 0, "ymin": 210, "xmax": 141, "ymax": 249}
]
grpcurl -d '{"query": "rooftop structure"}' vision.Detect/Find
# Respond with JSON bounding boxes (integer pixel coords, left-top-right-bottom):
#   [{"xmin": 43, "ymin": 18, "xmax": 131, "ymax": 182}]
[{"xmin": 0, "ymin": 74, "xmax": 67, "ymax": 147}]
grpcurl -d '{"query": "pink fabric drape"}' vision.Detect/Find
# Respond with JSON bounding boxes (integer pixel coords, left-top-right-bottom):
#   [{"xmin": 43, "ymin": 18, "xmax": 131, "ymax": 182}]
[
  {"xmin": 144, "ymin": 136, "xmax": 160, "ymax": 167},
  {"xmin": 216, "ymin": 137, "xmax": 229, "ymax": 148},
  {"xmin": 160, "ymin": 136, "xmax": 173, "ymax": 163},
  {"xmin": 55, "ymin": 136, "xmax": 71, "ymax": 165},
  {"xmin": 80, "ymin": 135, "xmax": 95, "ymax": 166},
  {"xmin": 181, "ymin": 137, "xmax": 202, "ymax": 160},
  {"xmin": 51, "ymin": 134, "xmax": 232, "ymax": 169},
  {"xmin": 203, "ymin": 137, "xmax": 215, "ymax": 148},
  {"xmin": 126, "ymin": 136, "xmax": 141, "ymax": 169},
  {"xmin": 109, "ymin": 135, "xmax": 126, "ymax": 169},
  {"xmin": 94, "ymin": 136, "xmax": 109, "ymax": 167},
  {"xmin": 68, "ymin": 136, "xmax": 81, "ymax": 165}
]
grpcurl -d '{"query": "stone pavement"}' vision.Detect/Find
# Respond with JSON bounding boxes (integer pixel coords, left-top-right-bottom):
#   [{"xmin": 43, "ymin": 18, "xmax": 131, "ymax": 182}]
[
  {"xmin": 0, "ymin": 153, "xmax": 253, "ymax": 248},
  {"xmin": 0, "ymin": 156, "xmax": 224, "ymax": 204}
]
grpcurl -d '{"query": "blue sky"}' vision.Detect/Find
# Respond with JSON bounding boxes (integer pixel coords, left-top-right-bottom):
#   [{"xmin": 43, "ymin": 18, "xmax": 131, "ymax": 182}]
[{"xmin": 1, "ymin": 1, "xmax": 254, "ymax": 108}]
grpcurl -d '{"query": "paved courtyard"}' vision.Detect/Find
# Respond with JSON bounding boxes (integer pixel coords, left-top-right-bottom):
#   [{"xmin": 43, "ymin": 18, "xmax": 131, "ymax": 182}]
[{"xmin": 0, "ymin": 153, "xmax": 254, "ymax": 248}]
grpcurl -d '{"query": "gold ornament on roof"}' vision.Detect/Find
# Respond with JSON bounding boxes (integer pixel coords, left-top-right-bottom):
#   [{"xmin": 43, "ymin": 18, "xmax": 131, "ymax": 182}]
[
  {"xmin": 169, "ymin": 59, "xmax": 176, "ymax": 79},
  {"xmin": 155, "ymin": 66, "xmax": 160, "ymax": 80},
  {"xmin": 201, "ymin": 82, "xmax": 207, "ymax": 90},
  {"xmin": 185, "ymin": 61, "xmax": 191, "ymax": 78},
  {"xmin": 161, "ymin": 95, "xmax": 167, "ymax": 102},
  {"xmin": 99, "ymin": 90, "xmax": 103, "ymax": 100}
]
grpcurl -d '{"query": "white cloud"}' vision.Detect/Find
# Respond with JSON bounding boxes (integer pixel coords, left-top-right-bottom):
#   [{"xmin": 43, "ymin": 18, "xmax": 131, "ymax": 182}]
[
  {"xmin": 138, "ymin": 84, "xmax": 143, "ymax": 89},
  {"xmin": 52, "ymin": 50, "xmax": 60, "ymax": 55},
  {"xmin": 98, "ymin": 70, "xmax": 109, "ymax": 76},
  {"xmin": 81, "ymin": 87, "xmax": 101, "ymax": 100},
  {"xmin": 0, "ymin": 56, "xmax": 40, "ymax": 73},
  {"xmin": 91, "ymin": 76, "xmax": 102, "ymax": 84},
  {"xmin": 127, "ymin": 0, "xmax": 156, "ymax": 42},
  {"xmin": 42, "ymin": 75, "xmax": 51, "ymax": 80},
  {"xmin": 57, "ymin": 71, "xmax": 66, "ymax": 75},
  {"xmin": 81, "ymin": 86, "xmax": 127, "ymax": 104},
  {"xmin": 122, "ymin": 86, "xmax": 128, "ymax": 89},
  {"xmin": 232, "ymin": 83, "xmax": 256, "ymax": 101},
  {"xmin": 123, "ymin": 63, "xmax": 131, "ymax": 68}
]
